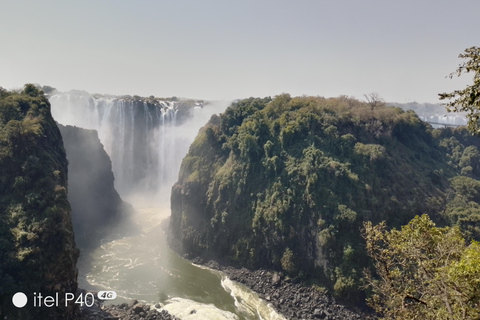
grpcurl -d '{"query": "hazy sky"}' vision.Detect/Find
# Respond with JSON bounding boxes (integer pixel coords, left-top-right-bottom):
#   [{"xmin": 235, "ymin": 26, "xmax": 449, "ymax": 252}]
[{"xmin": 1, "ymin": 0, "xmax": 479, "ymax": 102}]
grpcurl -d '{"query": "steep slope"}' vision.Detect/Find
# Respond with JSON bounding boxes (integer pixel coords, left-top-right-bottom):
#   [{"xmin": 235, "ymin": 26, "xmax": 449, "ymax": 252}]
[
  {"xmin": 0, "ymin": 85, "xmax": 78, "ymax": 319},
  {"xmin": 57, "ymin": 124, "xmax": 134, "ymax": 248},
  {"xmin": 170, "ymin": 94, "xmax": 480, "ymax": 304}
]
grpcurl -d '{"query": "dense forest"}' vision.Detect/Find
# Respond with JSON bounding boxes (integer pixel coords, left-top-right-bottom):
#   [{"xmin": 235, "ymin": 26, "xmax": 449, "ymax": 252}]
[
  {"xmin": 170, "ymin": 94, "xmax": 480, "ymax": 306},
  {"xmin": 0, "ymin": 85, "xmax": 78, "ymax": 319}
]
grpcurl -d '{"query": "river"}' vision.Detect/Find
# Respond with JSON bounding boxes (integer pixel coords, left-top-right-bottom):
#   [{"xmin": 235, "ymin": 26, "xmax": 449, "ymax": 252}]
[{"xmin": 76, "ymin": 204, "xmax": 286, "ymax": 320}]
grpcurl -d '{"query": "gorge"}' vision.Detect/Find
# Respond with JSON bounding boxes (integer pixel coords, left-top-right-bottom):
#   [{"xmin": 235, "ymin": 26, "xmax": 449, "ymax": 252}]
[
  {"xmin": 49, "ymin": 90, "xmax": 286, "ymax": 320},
  {"xmin": 3, "ymin": 86, "xmax": 480, "ymax": 320}
]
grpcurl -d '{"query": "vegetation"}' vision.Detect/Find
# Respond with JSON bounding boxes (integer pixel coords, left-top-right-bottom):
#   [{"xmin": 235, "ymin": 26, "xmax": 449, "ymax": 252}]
[
  {"xmin": 440, "ymin": 46, "xmax": 480, "ymax": 133},
  {"xmin": 363, "ymin": 215, "xmax": 480, "ymax": 319},
  {"xmin": 170, "ymin": 94, "xmax": 480, "ymax": 305},
  {"xmin": 0, "ymin": 85, "xmax": 78, "ymax": 319}
]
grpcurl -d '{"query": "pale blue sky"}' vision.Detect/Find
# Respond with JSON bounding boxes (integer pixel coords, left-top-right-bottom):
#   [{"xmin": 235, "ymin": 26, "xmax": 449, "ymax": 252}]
[{"xmin": 1, "ymin": 0, "xmax": 478, "ymax": 102}]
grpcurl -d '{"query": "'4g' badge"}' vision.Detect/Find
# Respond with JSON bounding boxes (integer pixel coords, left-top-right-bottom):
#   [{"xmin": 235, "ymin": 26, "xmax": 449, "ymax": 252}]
[{"xmin": 97, "ymin": 291, "xmax": 117, "ymax": 300}]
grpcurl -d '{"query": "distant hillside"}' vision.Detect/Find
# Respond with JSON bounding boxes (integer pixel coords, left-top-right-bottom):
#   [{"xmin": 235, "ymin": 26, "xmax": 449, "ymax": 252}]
[
  {"xmin": 170, "ymin": 94, "xmax": 480, "ymax": 305},
  {"xmin": 390, "ymin": 101, "xmax": 467, "ymax": 126},
  {"xmin": 389, "ymin": 101, "xmax": 445, "ymax": 114},
  {"xmin": 0, "ymin": 85, "xmax": 78, "ymax": 319}
]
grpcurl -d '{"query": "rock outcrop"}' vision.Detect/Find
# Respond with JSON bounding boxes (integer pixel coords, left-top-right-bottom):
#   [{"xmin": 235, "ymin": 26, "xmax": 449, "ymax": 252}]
[
  {"xmin": 58, "ymin": 124, "xmax": 134, "ymax": 248},
  {"xmin": 169, "ymin": 94, "xmax": 480, "ymax": 305}
]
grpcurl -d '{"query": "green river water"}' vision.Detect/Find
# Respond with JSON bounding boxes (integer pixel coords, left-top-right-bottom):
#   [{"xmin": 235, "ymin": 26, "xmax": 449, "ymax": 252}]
[{"xmin": 77, "ymin": 206, "xmax": 286, "ymax": 320}]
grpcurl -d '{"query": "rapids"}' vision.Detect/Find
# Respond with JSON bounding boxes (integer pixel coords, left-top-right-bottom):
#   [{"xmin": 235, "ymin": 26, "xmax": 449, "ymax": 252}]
[{"xmin": 76, "ymin": 206, "xmax": 285, "ymax": 320}]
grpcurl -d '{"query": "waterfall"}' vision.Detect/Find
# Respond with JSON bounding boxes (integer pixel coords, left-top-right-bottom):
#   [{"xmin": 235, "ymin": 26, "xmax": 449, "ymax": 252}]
[
  {"xmin": 49, "ymin": 91, "xmax": 224, "ymax": 203},
  {"xmin": 50, "ymin": 92, "xmax": 290, "ymax": 320}
]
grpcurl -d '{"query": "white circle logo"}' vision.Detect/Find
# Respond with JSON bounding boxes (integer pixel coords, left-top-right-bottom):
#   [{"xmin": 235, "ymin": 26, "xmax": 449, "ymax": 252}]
[{"xmin": 12, "ymin": 292, "xmax": 28, "ymax": 308}]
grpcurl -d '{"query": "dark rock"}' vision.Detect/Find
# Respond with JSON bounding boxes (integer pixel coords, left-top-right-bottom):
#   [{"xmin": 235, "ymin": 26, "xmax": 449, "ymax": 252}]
[
  {"xmin": 184, "ymin": 263, "xmax": 374, "ymax": 320},
  {"xmin": 58, "ymin": 124, "xmax": 135, "ymax": 249},
  {"xmin": 313, "ymin": 308, "xmax": 325, "ymax": 319},
  {"xmin": 77, "ymin": 291, "xmax": 179, "ymax": 320}
]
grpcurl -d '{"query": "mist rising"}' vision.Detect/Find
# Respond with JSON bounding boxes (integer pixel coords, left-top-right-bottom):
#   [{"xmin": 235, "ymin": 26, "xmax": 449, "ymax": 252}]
[{"xmin": 50, "ymin": 91, "xmax": 230, "ymax": 207}]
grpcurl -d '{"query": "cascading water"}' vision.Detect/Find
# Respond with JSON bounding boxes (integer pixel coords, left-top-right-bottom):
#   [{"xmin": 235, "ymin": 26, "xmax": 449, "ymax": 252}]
[
  {"xmin": 49, "ymin": 91, "xmax": 185, "ymax": 198},
  {"xmin": 49, "ymin": 91, "xmax": 286, "ymax": 320}
]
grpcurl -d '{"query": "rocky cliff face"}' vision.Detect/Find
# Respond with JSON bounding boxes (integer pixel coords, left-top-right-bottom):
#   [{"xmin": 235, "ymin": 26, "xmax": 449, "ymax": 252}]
[
  {"xmin": 169, "ymin": 94, "xmax": 480, "ymax": 304},
  {"xmin": 0, "ymin": 85, "xmax": 78, "ymax": 319},
  {"xmin": 57, "ymin": 124, "xmax": 134, "ymax": 248}
]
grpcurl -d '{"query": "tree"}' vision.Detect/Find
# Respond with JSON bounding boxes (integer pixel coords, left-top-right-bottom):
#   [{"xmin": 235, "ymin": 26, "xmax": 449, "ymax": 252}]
[
  {"xmin": 364, "ymin": 92, "xmax": 385, "ymax": 110},
  {"xmin": 363, "ymin": 215, "xmax": 480, "ymax": 320},
  {"xmin": 22, "ymin": 83, "xmax": 41, "ymax": 97},
  {"xmin": 0, "ymin": 87, "xmax": 10, "ymax": 99},
  {"xmin": 439, "ymin": 46, "xmax": 480, "ymax": 134},
  {"xmin": 41, "ymin": 85, "xmax": 56, "ymax": 94}
]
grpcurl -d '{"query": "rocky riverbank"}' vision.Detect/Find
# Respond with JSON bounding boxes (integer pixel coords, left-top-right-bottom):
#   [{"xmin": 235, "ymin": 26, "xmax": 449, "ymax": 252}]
[
  {"xmin": 76, "ymin": 290, "xmax": 179, "ymax": 320},
  {"xmin": 194, "ymin": 259, "xmax": 375, "ymax": 320},
  {"xmin": 76, "ymin": 261, "xmax": 374, "ymax": 320}
]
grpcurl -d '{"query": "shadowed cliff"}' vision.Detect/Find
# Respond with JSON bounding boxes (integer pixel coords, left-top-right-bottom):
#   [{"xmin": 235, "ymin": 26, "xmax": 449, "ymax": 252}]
[{"xmin": 57, "ymin": 124, "xmax": 135, "ymax": 248}]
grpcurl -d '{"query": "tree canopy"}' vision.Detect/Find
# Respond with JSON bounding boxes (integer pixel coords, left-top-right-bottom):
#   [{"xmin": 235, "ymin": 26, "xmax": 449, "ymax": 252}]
[
  {"xmin": 439, "ymin": 46, "xmax": 480, "ymax": 134},
  {"xmin": 363, "ymin": 215, "xmax": 480, "ymax": 320}
]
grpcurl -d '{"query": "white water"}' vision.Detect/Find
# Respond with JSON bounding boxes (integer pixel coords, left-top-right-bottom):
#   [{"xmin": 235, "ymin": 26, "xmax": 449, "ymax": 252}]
[
  {"xmin": 50, "ymin": 91, "xmax": 188, "ymax": 197},
  {"xmin": 221, "ymin": 278, "xmax": 287, "ymax": 320},
  {"xmin": 77, "ymin": 206, "xmax": 285, "ymax": 320},
  {"xmin": 50, "ymin": 92, "xmax": 286, "ymax": 320}
]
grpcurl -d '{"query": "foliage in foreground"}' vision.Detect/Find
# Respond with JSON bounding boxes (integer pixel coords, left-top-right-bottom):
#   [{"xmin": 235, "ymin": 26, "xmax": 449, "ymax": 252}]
[
  {"xmin": 440, "ymin": 46, "xmax": 480, "ymax": 134},
  {"xmin": 363, "ymin": 215, "xmax": 480, "ymax": 320}
]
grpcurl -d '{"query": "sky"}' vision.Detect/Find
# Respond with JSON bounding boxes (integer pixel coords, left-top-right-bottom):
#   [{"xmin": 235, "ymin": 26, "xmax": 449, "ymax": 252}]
[{"xmin": 1, "ymin": 0, "xmax": 479, "ymax": 103}]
